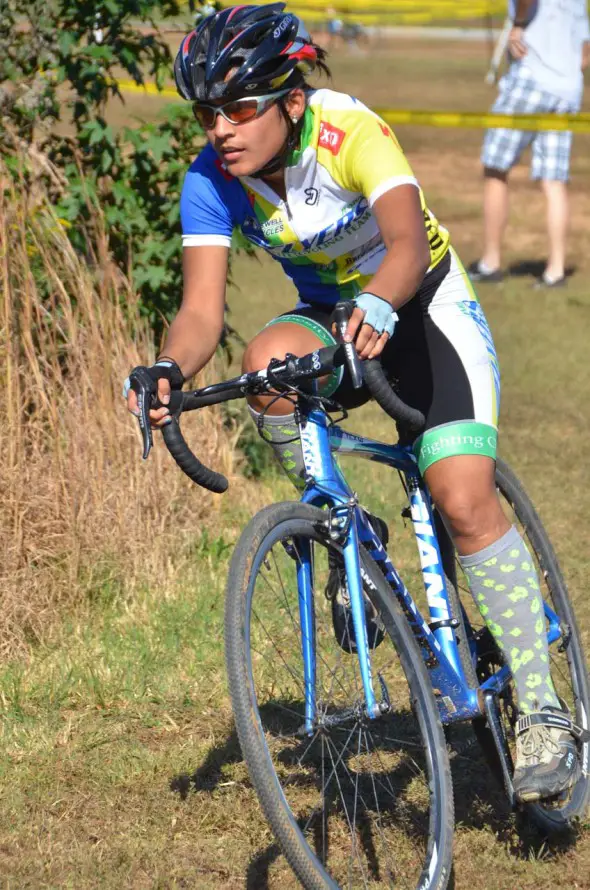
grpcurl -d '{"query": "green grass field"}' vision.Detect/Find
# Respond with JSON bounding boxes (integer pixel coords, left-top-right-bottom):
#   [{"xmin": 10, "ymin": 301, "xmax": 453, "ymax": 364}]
[{"xmin": 2, "ymin": 36, "xmax": 590, "ymax": 889}]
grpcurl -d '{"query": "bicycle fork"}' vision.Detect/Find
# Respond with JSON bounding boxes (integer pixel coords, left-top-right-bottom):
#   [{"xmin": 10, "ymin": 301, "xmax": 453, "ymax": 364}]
[
  {"xmin": 296, "ymin": 504, "xmax": 388, "ymax": 736},
  {"xmin": 296, "ymin": 407, "xmax": 389, "ymax": 734}
]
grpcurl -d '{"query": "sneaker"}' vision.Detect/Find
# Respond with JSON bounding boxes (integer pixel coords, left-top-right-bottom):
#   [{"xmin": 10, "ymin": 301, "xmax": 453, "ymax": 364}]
[
  {"xmin": 512, "ymin": 706, "xmax": 583, "ymax": 803},
  {"xmin": 532, "ymin": 273, "xmax": 567, "ymax": 290},
  {"xmin": 326, "ymin": 512, "xmax": 388, "ymax": 654},
  {"xmin": 467, "ymin": 260, "xmax": 504, "ymax": 283}
]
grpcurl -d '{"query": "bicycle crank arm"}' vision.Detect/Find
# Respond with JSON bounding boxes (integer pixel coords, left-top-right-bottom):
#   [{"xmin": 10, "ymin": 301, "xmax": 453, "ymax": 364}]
[{"xmin": 483, "ymin": 690, "xmax": 515, "ymax": 807}]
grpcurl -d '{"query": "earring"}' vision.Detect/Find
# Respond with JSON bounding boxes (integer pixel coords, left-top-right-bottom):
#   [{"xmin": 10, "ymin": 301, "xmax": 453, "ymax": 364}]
[{"xmin": 291, "ymin": 116, "xmax": 299, "ymax": 124}]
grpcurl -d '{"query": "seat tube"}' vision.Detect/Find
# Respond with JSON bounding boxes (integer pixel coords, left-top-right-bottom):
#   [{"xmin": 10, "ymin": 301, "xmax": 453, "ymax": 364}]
[
  {"xmin": 295, "ymin": 536, "xmax": 317, "ymax": 733},
  {"xmin": 408, "ymin": 474, "xmax": 466, "ymax": 680},
  {"xmin": 342, "ymin": 520, "xmax": 378, "ymax": 718}
]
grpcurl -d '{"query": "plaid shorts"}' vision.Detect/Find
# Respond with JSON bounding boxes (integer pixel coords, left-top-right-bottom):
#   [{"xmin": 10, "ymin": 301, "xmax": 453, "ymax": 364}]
[{"xmin": 481, "ymin": 66, "xmax": 580, "ymax": 181}]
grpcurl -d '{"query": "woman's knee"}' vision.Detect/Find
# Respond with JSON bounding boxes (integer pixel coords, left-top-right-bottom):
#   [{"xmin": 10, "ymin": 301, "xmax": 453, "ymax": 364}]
[
  {"xmin": 435, "ymin": 487, "xmax": 491, "ymax": 538},
  {"xmin": 242, "ymin": 323, "xmax": 319, "ymax": 375},
  {"xmin": 242, "ymin": 332, "xmax": 277, "ymax": 374},
  {"xmin": 425, "ymin": 456, "xmax": 506, "ymax": 541},
  {"xmin": 242, "ymin": 323, "xmax": 325, "ymax": 414}
]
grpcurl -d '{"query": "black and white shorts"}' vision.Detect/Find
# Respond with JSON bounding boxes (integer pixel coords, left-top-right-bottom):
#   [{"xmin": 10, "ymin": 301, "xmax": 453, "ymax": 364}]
[{"xmin": 264, "ymin": 249, "xmax": 501, "ymax": 476}]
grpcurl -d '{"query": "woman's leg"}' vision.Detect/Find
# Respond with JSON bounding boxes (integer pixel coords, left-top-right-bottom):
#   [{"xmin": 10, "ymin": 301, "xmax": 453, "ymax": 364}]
[
  {"xmin": 242, "ymin": 317, "xmax": 333, "ymax": 488},
  {"xmin": 425, "ymin": 454, "xmax": 560, "ymax": 714},
  {"xmin": 243, "ymin": 320, "xmax": 325, "ymax": 415},
  {"xmin": 426, "ymin": 454, "xmax": 579, "ymax": 801},
  {"xmin": 243, "ymin": 306, "xmax": 366, "ymax": 487},
  {"xmin": 404, "ymin": 252, "xmax": 579, "ymax": 800}
]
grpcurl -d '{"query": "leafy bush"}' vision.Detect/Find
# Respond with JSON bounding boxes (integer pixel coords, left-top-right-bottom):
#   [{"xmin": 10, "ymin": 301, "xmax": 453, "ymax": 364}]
[{"xmin": 0, "ymin": 0, "xmax": 209, "ymax": 328}]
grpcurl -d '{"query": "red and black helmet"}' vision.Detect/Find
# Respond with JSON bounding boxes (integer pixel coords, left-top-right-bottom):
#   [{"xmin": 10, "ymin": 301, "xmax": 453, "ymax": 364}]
[{"xmin": 174, "ymin": 3, "xmax": 319, "ymax": 102}]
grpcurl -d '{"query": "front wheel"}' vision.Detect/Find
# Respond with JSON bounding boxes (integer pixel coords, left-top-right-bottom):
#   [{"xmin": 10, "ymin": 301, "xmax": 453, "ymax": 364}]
[{"xmin": 225, "ymin": 501, "xmax": 454, "ymax": 890}]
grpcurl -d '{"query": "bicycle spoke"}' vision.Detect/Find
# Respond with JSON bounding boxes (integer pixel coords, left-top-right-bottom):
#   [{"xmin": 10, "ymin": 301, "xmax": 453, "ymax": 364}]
[
  {"xmin": 326, "ymin": 729, "xmax": 403, "ymax": 887},
  {"xmin": 365, "ymin": 728, "xmax": 433, "ymax": 858},
  {"xmin": 251, "ymin": 608, "xmax": 307, "ymax": 699},
  {"xmin": 549, "ymin": 651, "xmax": 574, "ymax": 688},
  {"xmin": 323, "ymin": 731, "xmax": 371, "ymax": 888},
  {"xmin": 282, "ymin": 537, "xmax": 363, "ymax": 706},
  {"xmin": 330, "ymin": 730, "xmax": 410, "ymax": 876},
  {"xmin": 290, "ymin": 542, "xmax": 358, "ymax": 701},
  {"xmin": 349, "ymin": 729, "xmax": 365, "ymax": 888},
  {"xmin": 362, "ymin": 728, "xmax": 400, "ymax": 884},
  {"xmin": 295, "ymin": 727, "xmax": 323, "ymax": 769}
]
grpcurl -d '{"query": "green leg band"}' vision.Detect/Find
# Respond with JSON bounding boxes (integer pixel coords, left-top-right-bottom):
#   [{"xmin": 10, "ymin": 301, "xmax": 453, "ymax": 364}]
[
  {"xmin": 264, "ymin": 313, "xmax": 344, "ymax": 397},
  {"xmin": 413, "ymin": 421, "xmax": 498, "ymax": 475}
]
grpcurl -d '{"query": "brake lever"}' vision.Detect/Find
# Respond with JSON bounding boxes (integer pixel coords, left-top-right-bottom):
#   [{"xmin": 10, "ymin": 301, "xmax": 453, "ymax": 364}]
[
  {"xmin": 333, "ymin": 302, "xmax": 363, "ymax": 390},
  {"xmin": 129, "ymin": 367, "xmax": 158, "ymax": 460}
]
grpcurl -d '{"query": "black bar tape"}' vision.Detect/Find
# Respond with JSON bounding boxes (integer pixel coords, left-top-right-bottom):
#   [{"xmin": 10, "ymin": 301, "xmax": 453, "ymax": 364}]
[
  {"xmin": 280, "ymin": 345, "xmax": 344, "ymax": 382},
  {"xmin": 161, "ymin": 419, "xmax": 228, "ymax": 493},
  {"xmin": 363, "ymin": 359, "xmax": 425, "ymax": 432}
]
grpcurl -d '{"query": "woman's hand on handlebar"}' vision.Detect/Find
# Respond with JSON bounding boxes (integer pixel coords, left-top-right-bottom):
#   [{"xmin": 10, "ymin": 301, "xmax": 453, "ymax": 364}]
[
  {"xmin": 126, "ymin": 379, "xmax": 172, "ymax": 428},
  {"xmin": 123, "ymin": 358, "xmax": 185, "ymax": 428},
  {"xmin": 334, "ymin": 294, "xmax": 398, "ymax": 361},
  {"xmin": 344, "ymin": 310, "xmax": 390, "ymax": 360}
]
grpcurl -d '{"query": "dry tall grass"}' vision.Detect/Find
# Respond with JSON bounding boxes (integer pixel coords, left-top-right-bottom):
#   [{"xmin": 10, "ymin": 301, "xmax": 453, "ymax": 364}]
[{"xmin": 0, "ymin": 158, "xmax": 255, "ymax": 658}]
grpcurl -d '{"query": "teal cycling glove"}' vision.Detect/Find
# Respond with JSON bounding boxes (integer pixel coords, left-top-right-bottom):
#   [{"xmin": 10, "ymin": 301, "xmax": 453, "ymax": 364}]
[{"xmin": 353, "ymin": 292, "xmax": 398, "ymax": 338}]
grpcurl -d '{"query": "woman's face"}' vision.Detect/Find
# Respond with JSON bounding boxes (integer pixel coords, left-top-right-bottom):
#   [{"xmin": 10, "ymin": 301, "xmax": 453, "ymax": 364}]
[{"xmin": 204, "ymin": 89, "xmax": 306, "ymax": 178}]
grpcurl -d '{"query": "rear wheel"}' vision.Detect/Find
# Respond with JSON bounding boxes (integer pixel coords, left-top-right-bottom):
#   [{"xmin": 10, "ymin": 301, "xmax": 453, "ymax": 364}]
[{"xmin": 225, "ymin": 501, "xmax": 454, "ymax": 889}]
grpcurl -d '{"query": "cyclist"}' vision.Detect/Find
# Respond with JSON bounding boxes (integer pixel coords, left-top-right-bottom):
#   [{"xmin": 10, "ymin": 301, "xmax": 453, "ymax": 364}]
[{"xmin": 125, "ymin": 3, "xmax": 580, "ymax": 803}]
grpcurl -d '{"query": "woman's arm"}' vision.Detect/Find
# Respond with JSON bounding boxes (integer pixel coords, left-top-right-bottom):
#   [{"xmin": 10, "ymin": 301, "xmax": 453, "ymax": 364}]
[
  {"xmin": 127, "ymin": 244, "xmax": 228, "ymax": 423},
  {"xmin": 362, "ymin": 184, "xmax": 431, "ymax": 309},
  {"xmin": 345, "ymin": 184, "xmax": 430, "ymax": 359},
  {"xmin": 159, "ymin": 245, "xmax": 229, "ymax": 377}
]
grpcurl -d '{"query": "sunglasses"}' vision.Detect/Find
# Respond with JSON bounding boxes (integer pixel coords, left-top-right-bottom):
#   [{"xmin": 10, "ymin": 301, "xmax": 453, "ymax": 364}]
[{"xmin": 192, "ymin": 89, "xmax": 292, "ymax": 129}]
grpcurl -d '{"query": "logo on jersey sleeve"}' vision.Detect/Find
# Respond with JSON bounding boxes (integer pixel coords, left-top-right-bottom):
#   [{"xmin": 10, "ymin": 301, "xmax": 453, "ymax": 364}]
[{"xmin": 319, "ymin": 122, "xmax": 346, "ymax": 156}]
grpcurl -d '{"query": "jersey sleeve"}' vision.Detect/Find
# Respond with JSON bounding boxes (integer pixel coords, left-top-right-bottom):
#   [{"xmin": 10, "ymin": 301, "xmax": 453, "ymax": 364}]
[
  {"xmin": 180, "ymin": 148, "xmax": 233, "ymax": 248},
  {"xmin": 335, "ymin": 110, "xmax": 419, "ymax": 208}
]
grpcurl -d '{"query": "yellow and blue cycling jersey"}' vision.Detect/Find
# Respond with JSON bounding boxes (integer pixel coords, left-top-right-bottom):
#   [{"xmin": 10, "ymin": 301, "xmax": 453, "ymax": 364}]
[{"xmin": 180, "ymin": 88, "xmax": 450, "ymax": 306}]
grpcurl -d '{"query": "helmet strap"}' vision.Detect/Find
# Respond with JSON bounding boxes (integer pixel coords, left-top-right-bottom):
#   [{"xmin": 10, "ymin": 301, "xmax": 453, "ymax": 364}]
[{"xmin": 251, "ymin": 99, "xmax": 304, "ymax": 179}]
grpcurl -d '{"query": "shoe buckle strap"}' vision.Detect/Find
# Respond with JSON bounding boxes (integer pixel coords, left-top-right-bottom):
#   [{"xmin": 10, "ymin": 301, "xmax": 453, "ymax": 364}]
[{"xmin": 516, "ymin": 711, "xmax": 590, "ymax": 742}]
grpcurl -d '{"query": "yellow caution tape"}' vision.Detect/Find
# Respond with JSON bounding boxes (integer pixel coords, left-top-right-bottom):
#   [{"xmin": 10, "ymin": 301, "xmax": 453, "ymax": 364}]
[
  {"xmin": 117, "ymin": 81, "xmax": 590, "ymax": 133},
  {"xmin": 119, "ymin": 80, "xmax": 179, "ymax": 97},
  {"xmin": 215, "ymin": 0, "xmax": 506, "ymax": 13},
  {"xmin": 376, "ymin": 108, "xmax": 590, "ymax": 133},
  {"xmin": 213, "ymin": 0, "xmax": 508, "ymax": 24},
  {"xmin": 279, "ymin": 10, "xmax": 500, "ymax": 24}
]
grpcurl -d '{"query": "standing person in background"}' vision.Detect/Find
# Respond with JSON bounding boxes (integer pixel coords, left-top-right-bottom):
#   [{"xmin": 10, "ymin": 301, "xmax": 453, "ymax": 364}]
[
  {"xmin": 325, "ymin": 6, "xmax": 344, "ymax": 47},
  {"xmin": 469, "ymin": 0, "xmax": 590, "ymax": 288}
]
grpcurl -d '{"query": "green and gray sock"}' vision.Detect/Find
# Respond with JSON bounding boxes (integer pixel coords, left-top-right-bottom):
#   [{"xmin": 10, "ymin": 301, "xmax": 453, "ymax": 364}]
[
  {"xmin": 248, "ymin": 406, "xmax": 305, "ymax": 490},
  {"xmin": 460, "ymin": 525, "xmax": 560, "ymax": 715}
]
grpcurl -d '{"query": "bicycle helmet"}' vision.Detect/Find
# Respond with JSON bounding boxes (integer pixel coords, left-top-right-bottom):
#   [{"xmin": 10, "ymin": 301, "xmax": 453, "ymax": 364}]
[{"xmin": 174, "ymin": 3, "xmax": 318, "ymax": 102}]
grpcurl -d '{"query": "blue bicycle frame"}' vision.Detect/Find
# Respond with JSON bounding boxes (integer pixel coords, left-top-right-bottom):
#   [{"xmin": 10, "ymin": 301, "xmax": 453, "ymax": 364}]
[{"xmin": 295, "ymin": 404, "xmax": 563, "ymax": 736}]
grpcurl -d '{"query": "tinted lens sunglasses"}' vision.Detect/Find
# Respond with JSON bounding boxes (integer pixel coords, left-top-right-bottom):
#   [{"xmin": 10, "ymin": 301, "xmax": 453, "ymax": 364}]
[{"xmin": 192, "ymin": 89, "xmax": 291, "ymax": 129}]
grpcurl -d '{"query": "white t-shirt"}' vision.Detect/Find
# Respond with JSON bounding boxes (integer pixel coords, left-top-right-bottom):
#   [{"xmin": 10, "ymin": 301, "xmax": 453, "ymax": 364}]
[{"xmin": 508, "ymin": 0, "xmax": 590, "ymax": 103}]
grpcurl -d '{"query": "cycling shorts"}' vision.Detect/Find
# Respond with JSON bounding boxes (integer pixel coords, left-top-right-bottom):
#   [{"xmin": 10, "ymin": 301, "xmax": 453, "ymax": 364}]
[{"xmin": 264, "ymin": 248, "xmax": 501, "ymax": 476}]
